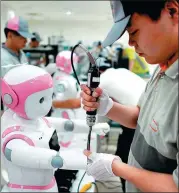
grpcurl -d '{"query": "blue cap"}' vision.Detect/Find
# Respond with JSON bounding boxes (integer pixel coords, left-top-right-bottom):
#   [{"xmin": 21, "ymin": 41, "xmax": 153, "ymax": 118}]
[
  {"xmin": 32, "ymin": 32, "xmax": 42, "ymax": 42},
  {"xmin": 102, "ymin": 1, "xmax": 131, "ymax": 48},
  {"xmin": 5, "ymin": 16, "xmax": 34, "ymax": 39}
]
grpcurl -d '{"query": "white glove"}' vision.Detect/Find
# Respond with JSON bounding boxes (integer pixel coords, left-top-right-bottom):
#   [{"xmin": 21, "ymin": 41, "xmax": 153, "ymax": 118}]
[
  {"xmin": 85, "ymin": 152, "xmax": 121, "ymax": 181},
  {"xmin": 92, "ymin": 123, "xmax": 110, "ymax": 136},
  {"xmin": 97, "ymin": 89, "xmax": 114, "ymax": 116}
]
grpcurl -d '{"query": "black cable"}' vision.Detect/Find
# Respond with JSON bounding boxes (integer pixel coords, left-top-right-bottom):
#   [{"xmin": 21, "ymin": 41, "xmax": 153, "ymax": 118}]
[
  {"xmin": 77, "ymin": 171, "xmax": 86, "ymax": 193},
  {"xmin": 70, "ymin": 43, "xmax": 81, "ymax": 86}
]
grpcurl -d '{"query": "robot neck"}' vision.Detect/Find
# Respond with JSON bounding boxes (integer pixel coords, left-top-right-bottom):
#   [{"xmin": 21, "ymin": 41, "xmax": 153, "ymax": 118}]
[{"xmin": 13, "ymin": 113, "xmax": 40, "ymax": 130}]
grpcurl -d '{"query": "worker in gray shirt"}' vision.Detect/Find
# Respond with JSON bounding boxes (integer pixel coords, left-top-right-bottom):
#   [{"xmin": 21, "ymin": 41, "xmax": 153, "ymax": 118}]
[
  {"xmin": 1, "ymin": 16, "xmax": 33, "ymax": 78},
  {"xmin": 26, "ymin": 32, "xmax": 46, "ymax": 66},
  {"xmin": 80, "ymin": 0, "xmax": 178, "ymax": 192},
  {"xmin": 1, "ymin": 16, "xmax": 33, "ymax": 112}
]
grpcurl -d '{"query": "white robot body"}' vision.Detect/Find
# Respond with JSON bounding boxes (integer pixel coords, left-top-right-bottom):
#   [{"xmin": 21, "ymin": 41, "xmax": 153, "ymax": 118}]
[
  {"xmin": 1, "ymin": 109, "xmax": 89, "ymax": 192},
  {"xmin": 53, "ymin": 71, "xmax": 86, "ymax": 119},
  {"xmin": 52, "ymin": 50, "xmax": 85, "ymax": 120},
  {"xmin": 99, "ymin": 68, "xmax": 146, "ymax": 105},
  {"xmin": 97, "ymin": 68, "xmax": 146, "ymax": 122},
  {"xmin": 1, "ymin": 109, "xmax": 58, "ymax": 192},
  {"xmin": 1, "ymin": 65, "xmax": 110, "ymax": 192},
  {"xmin": 52, "ymin": 71, "xmax": 82, "ymax": 119},
  {"xmin": 52, "ymin": 71, "xmax": 83, "ymax": 147},
  {"xmin": 52, "ymin": 51, "xmax": 86, "ymax": 148}
]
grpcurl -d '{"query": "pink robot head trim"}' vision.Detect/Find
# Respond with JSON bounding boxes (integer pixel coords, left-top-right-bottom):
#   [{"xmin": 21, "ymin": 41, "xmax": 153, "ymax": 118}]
[
  {"xmin": 1, "ymin": 74, "xmax": 53, "ymax": 119},
  {"xmin": 1, "ymin": 79, "xmax": 18, "ymax": 109},
  {"xmin": 56, "ymin": 50, "xmax": 78, "ymax": 74}
]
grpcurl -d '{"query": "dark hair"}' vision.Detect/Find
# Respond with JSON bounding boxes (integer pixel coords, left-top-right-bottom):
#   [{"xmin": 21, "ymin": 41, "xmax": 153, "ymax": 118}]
[
  {"xmin": 4, "ymin": 28, "xmax": 20, "ymax": 38},
  {"xmin": 97, "ymin": 41, "xmax": 102, "ymax": 46},
  {"xmin": 122, "ymin": 0, "xmax": 167, "ymax": 22},
  {"xmin": 31, "ymin": 37, "xmax": 37, "ymax": 42}
]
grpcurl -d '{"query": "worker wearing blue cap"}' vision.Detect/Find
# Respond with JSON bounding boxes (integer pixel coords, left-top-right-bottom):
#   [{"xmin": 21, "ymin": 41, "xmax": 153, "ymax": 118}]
[
  {"xmin": 27, "ymin": 32, "xmax": 46, "ymax": 66},
  {"xmin": 1, "ymin": 16, "xmax": 34, "ymax": 77},
  {"xmin": 1, "ymin": 16, "xmax": 33, "ymax": 112},
  {"xmin": 29, "ymin": 32, "xmax": 42, "ymax": 48},
  {"xmin": 81, "ymin": 0, "xmax": 178, "ymax": 192}
]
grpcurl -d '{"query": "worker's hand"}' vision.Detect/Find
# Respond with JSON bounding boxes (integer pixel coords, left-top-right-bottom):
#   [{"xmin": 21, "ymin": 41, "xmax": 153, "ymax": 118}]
[
  {"xmin": 80, "ymin": 85, "xmax": 113, "ymax": 116},
  {"xmin": 83, "ymin": 150, "xmax": 121, "ymax": 181},
  {"xmin": 92, "ymin": 122, "xmax": 110, "ymax": 136}
]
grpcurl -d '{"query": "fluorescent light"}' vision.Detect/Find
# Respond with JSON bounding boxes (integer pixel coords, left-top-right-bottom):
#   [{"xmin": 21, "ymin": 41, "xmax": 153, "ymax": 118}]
[
  {"xmin": 66, "ymin": 11, "xmax": 72, "ymax": 15},
  {"xmin": 7, "ymin": 10, "xmax": 15, "ymax": 19}
]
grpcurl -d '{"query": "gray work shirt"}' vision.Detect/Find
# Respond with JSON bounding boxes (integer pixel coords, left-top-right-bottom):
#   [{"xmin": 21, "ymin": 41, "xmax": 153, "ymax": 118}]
[
  {"xmin": 127, "ymin": 60, "xmax": 178, "ymax": 192},
  {"xmin": 1, "ymin": 44, "xmax": 28, "ymax": 77},
  {"xmin": 1, "ymin": 44, "xmax": 28, "ymax": 111}
]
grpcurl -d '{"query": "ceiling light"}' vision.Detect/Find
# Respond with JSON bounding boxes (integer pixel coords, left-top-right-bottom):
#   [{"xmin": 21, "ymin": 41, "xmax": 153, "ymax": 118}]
[
  {"xmin": 7, "ymin": 10, "xmax": 15, "ymax": 19},
  {"xmin": 27, "ymin": 12, "xmax": 42, "ymax": 16},
  {"xmin": 66, "ymin": 11, "xmax": 72, "ymax": 15}
]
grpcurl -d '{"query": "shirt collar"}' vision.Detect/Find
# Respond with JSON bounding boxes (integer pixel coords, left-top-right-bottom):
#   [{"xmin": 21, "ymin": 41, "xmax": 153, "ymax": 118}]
[
  {"xmin": 2, "ymin": 43, "xmax": 22, "ymax": 58},
  {"xmin": 165, "ymin": 59, "xmax": 178, "ymax": 79}
]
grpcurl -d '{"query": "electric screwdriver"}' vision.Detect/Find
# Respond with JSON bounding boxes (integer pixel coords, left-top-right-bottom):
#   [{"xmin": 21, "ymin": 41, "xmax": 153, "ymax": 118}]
[
  {"xmin": 86, "ymin": 65, "xmax": 100, "ymax": 127},
  {"xmin": 70, "ymin": 43, "xmax": 100, "ymax": 152},
  {"xmin": 86, "ymin": 64, "xmax": 100, "ymax": 151}
]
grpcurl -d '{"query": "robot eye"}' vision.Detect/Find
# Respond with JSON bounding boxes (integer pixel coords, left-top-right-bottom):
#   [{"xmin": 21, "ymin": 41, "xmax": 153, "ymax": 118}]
[{"xmin": 39, "ymin": 97, "xmax": 44, "ymax": 103}]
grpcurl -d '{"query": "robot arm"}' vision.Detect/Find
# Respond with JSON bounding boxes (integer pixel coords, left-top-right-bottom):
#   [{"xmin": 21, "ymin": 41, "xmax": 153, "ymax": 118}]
[
  {"xmin": 45, "ymin": 117, "xmax": 110, "ymax": 136},
  {"xmin": 4, "ymin": 139, "xmax": 60, "ymax": 169},
  {"xmin": 3, "ymin": 140, "xmax": 87, "ymax": 170}
]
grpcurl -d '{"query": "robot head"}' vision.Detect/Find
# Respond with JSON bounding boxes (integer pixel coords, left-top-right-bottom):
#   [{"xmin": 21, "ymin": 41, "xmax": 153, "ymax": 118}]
[
  {"xmin": 56, "ymin": 50, "xmax": 78, "ymax": 74},
  {"xmin": 1, "ymin": 65, "xmax": 53, "ymax": 120}
]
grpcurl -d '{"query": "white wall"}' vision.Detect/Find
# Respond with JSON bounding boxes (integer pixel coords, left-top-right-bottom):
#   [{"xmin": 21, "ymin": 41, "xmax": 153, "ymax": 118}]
[
  {"xmin": 1, "ymin": 3, "xmax": 9, "ymax": 42},
  {"xmin": 1, "ymin": 2, "xmax": 16, "ymax": 43},
  {"xmin": 1, "ymin": 2, "xmax": 130, "ymax": 47},
  {"xmin": 28, "ymin": 20, "xmax": 129, "ymax": 47}
]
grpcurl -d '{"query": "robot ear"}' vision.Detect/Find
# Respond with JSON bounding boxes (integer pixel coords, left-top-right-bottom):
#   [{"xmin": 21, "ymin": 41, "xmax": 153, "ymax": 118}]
[{"xmin": 1, "ymin": 78, "xmax": 18, "ymax": 108}]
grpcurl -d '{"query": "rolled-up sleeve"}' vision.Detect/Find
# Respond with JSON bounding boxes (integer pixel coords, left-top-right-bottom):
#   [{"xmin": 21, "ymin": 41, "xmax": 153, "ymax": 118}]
[
  {"xmin": 137, "ymin": 92, "xmax": 145, "ymax": 107},
  {"xmin": 137, "ymin": 79, "xmax": 151, "ymax": 108}
]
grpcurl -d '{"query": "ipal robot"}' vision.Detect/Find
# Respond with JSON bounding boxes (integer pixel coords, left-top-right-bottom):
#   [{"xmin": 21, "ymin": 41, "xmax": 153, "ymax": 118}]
[
  {"xmin": 52, "ymin": 50, "xmax": 84, "ymax": 119},
  {"xmin": 51, "ymin": 50, "xmax": 87, "ymax": 148},
  {"xmin": 1, "ymin": 64, "xmax": 110, "ymax": 192}
]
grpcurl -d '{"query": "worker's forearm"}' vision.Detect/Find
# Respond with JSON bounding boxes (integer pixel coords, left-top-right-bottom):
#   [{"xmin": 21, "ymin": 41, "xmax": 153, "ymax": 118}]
[
  {"xmin": 112, "ymin": 160, "xmax": 178, "ymax": 192},
  {"xmin": 107, "ymin": 102, "xmax": 139, "ymax": 129}
]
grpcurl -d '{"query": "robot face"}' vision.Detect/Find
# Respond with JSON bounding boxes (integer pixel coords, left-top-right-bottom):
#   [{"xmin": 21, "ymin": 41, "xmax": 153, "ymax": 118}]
[
  {"xmin": 56, "ymin": 82, "xmax": 66, "ymax": 93},
  {"xmin": 25, "ymin": 88, "xmax": 53, "ymax": 119},
  {"xmin": 54, "ymin": 77, "xmax": 79, "ymax": 100}
]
